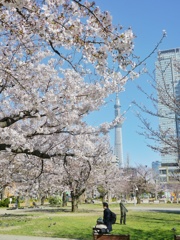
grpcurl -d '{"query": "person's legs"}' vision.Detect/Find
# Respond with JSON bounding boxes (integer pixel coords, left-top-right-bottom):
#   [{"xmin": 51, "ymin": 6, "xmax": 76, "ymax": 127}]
[
  {"xmin": 120, "ymin": 215, "xmax": 123, "ymax": 224},
  {"xmin": 124, "ymin": 213, "xmax": 126, "ymax": 224}
]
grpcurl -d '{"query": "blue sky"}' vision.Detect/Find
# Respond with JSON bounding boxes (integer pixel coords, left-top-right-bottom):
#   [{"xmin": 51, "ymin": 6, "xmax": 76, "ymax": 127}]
[{"xmin": 86, "ymin": 0, "xmax": 180, "ymax": 167}]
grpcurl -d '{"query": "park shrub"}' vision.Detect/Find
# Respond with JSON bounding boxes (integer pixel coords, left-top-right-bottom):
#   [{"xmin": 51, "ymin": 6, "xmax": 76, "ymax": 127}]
[
  {"xmin": 0, "ymin": 196, "xmax": 20, "ymax": 207},
  {"xmin": 0, "ymin": 198, "xmax": 10, "ymax": 207},
  {"xmin": 48, "ymin": 196, "xmax": 62, "ymax": 206}
]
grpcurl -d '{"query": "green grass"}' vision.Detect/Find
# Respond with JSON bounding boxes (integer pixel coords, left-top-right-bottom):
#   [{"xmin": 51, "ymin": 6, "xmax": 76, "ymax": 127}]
[{"xmin": 0, "ymin": 203, "xmax": 179, "ymax": 239}]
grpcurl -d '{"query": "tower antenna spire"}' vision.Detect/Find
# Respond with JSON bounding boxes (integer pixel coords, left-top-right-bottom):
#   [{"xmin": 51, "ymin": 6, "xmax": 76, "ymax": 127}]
[{"xmin": 114, "ymin": 93, "xmax": 123, "ymax": 167}]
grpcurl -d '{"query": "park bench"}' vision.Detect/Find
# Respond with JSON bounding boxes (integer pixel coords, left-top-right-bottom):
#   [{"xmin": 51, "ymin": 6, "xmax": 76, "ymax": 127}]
[
  {"xmin": 174, "ymin": 235, "xmax": 180, "ymax": 240},
  {"xmin": 93, "ymin": 233, "xmax": 130, "ymax": 240},
  {"xmin": 149, "ymin": 200, "xmax": 154, "ymax": 203}
]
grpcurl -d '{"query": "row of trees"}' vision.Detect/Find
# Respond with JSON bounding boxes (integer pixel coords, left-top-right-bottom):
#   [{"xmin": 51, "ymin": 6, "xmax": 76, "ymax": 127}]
[{"xmin": 4, "ymin": 163, "xmax": 174, "ymax": 206}]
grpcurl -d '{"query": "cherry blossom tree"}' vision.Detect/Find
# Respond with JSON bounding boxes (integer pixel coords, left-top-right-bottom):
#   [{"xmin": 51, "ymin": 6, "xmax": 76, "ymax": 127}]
[
  {"xmin": 62, "ymin": 135, "xmax": 113, "ymax": 212},
  {"xmin": 2, "ymin": 134, "xmax": 118, "ymax": 212},
  {"xmin": 135, "ymin": 76, "xmax": 180, "ymax": 159},
  {"xmin": 134, "ymin": 57, "xmax": 180, "ymax": 182},
  {"xmin": 127, "ymin": 165, "xmax": 154, "ymax": 204},
  {"xmin": 0, "ymin": 0, "xmax": 137, "ymax": 154},
  {"xmin": 0, "ymin": 0, "xmax": 144, "ymax": 209}
]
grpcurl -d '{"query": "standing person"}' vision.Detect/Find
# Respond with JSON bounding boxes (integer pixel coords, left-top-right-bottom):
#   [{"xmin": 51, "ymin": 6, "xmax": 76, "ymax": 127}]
[
  {"xmin": 120, "ymin": 202, "xmax": 128, "ymax": 224},
  {"xmin": 103, "ymin": 202, "xmax": 112, "ymax": 232}
]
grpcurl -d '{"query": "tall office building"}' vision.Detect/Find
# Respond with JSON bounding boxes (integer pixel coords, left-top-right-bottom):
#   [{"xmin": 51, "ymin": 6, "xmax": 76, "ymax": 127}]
[
  {"xmin": 152, "ymin": 161, "xmax": 161, "ymax": 176},
  {"xmin": 114, "ymin": 93, "xmax": 123, "ymax": 167},
  {"xmin": 156, "ymin": 48, "xmax": 180, "ymax": 182}
]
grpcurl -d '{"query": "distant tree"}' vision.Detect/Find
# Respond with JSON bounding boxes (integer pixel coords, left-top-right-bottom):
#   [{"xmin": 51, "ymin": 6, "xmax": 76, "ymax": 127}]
[
  {"xmin": 129, "ymin": 165, "xmax": 154, "ymax": 204},
  {"xmin": 61, "ymin": 135, "xmax": 113, "ymax": 212},
  {"xmin": 134, "ymin": 54, "xmax": 180, "ymax": 181},
  {"xmin": 172, "ymin": 183, "xmax": 180, "ymax": 203}
]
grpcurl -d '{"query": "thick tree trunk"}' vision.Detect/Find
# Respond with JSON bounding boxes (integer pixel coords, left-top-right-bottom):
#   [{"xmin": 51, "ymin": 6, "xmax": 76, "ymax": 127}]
[
  {"xmin": 62, "ymin": 192, "xmax": 68, "ymax": 207},
  {"xmin": 102, "ymin": 193, "xmax": 107, "ymax": 203},
  {"xmin": 107, "ymin": 190, "xmax": 112, "ymax": 203},
  {"xmin": 137, "ymin": 196, "xmax": 141, "ymax": 204},
  {"xmin": 41, "ymin": 196, "xmax": 45, "ymax": 205},
  {"xmin": 1, "ymin": 187, "xmax": 6, "ymax": 200},
  {"xmin": 71, "ymin": 192, "xmax": 79, "ymax": 212}
]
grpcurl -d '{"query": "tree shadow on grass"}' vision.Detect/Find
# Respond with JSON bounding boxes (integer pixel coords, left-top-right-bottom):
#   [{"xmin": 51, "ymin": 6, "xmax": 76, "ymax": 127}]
[
  {"xmin": 0, "ymin": 213, "xmax": 29, "ymax": 217},
  {"xmin": 23, "ymin": 207, "xmax": 102, "ymax": 214},
  {"xmin": 149, "ymin": 209, "xmax": 180, "ymax": 214},
  {"xmin": 25, "ymin": 208, "xmax": 71, "ymax": 213}
]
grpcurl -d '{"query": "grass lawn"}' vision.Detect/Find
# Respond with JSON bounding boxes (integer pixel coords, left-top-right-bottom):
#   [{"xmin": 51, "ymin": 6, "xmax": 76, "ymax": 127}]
[{"xmin": 0, "ymin": 203, "xmax": 179, "ymax": 240}]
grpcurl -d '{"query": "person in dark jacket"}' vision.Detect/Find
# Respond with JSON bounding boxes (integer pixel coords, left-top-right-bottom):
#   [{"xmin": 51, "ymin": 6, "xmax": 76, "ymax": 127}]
[
  {"xmin": 120, "ymin": 202, "xmax": 128, "ymax": 224},
  {"xmin": 103, "ymin": 202, "xmax": 112, "ymax": 232}
]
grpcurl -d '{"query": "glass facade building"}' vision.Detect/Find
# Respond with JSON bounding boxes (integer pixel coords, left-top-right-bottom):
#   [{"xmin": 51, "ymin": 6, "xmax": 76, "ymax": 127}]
[
  {"xmin": 156, "ymin": 48, "xmax": 180, "ymax": 182},
  {"xmin": 152, "ymin": 161, "xmax": 161, "ymax": 175}
]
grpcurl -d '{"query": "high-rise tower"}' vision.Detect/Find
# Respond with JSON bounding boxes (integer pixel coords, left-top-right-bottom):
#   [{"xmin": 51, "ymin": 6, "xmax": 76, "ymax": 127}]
[
  {"xmin": 156, "ymin": 48, "xmax": 180, "ymax": 182},
  {"xmin": 114, "ymin": 93, "xmax": 123, "ymax": 167}
]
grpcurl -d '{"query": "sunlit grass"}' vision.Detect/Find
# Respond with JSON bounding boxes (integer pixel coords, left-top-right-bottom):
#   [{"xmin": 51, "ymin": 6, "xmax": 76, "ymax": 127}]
[{"xmin": 0, "ymin": 203, "xmax": 179, "ymax": 239}]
